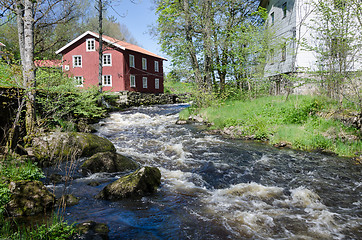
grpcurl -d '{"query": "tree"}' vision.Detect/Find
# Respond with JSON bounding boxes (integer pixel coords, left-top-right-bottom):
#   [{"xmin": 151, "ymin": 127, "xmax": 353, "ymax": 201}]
[
  {"xmin": 310, "ymin": 0, "xmax": 361, "ymax": 110},
  {"xmin": 0, "ymin": 0, "xmax": 81, "ymax": 138},
  {"xmin": 155, "ymin": 0, "xmax": 264, "ymax": 98}
]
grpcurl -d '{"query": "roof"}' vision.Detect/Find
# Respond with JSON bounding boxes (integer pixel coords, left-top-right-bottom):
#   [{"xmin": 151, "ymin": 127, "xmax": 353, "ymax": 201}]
[
  {"xmin": 34, "ymin": 59, "xmax": 62, "ymax": 68},
  {"xmin": 55, "ymin": 31, "xmax": 167, "ymax": 61},
  {"xmin": 0, "ymin": 42, "xmax": 5, "ymax": 47}
]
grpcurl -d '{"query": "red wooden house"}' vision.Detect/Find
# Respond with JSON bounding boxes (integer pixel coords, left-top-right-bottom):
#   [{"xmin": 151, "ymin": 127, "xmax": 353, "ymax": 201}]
[{"xmin": 56, "ymin": 31, "xmax": 166, "ymax": 93}]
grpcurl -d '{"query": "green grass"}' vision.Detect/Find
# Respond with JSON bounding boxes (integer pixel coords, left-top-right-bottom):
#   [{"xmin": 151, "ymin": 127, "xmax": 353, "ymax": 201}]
[
  {"xmin": 164, "ymin": 81, "xmax": 196, "ymax": 94},
  {"xmin": 0, "ymin": 156, "xmax": 76, "ymax": 239},
  {"xmin": 181, "ymin": 95, "xmax": 361, "ymax": 157}
]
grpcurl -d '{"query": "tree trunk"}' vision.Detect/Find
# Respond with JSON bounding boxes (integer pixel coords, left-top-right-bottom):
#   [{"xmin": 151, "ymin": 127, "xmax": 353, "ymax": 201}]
[
  {"xmin": 181, "ymin": 0, "xmax": 203, "ymax": 90},
  {"xmin": 17, "ymin": 0, "xmax": 36, "ymax": 137},
  {"xmin": 98, "ymin": 0, "xmax": 103, "ymax": 93},
  {"xmin": 202, "ymin": 0, "xmax": 213, "ymax": 92}
]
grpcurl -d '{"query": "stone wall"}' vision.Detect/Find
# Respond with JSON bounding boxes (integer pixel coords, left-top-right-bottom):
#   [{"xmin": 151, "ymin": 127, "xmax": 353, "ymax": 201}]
[{"xmin": 108, "ymin": 91, "xmax": 187, "ymax": 109}]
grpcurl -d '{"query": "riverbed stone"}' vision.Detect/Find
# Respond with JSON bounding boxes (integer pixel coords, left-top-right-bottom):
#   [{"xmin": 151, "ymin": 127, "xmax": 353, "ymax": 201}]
[
  {"xmin": 56, "ymin": 194, "xmax": 80, "ymax": 207},
  {"xmin": 96, "ymin": 166, "xmax": 161, "ymax": 200},
  {"xmin": 75, "ymin": 221, "xmax": 110, "ymax": 240},
  {"xmin": 5, "ymin": 180, "xmax": 55, "ymax": 217},
  {"xmin": 81, "ymin": 152, "xmax": 139, "ymax": 175},
  {"xmin": 31, "ymin": 132, "xmax": 116, "ymax": 166}
]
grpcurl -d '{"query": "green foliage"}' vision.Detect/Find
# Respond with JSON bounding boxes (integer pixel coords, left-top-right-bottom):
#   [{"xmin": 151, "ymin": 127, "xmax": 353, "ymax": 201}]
[
  {"xmin": 28, "ymin": 218, "xmax": 76, "ymax": 240},
  {"xmin": 1, "ymin": 159, "xmax": 45, "ymax": 183},
  {"xmin": 0, "ymin": 214, "xmax": 76, "ymax": 240},
  {"xmin": 0, "ymin": 183, "xmax": 11, "ymax": 214},
  {"xmin": 36, "ymin": 68, "xmax": 106, "ymax": 129},
  {"xmin": 0, "ymin": 63, "xmax": 23, "ymax": 87}
]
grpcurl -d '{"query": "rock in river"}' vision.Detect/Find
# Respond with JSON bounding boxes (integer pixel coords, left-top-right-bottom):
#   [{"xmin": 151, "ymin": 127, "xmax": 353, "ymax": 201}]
[
  {"xmin": 31, "ymin": 132, "xmax": 116, "ymax": 166},
  {"xmin": 81, "ymin": 152, "xmax": 139, "ymax": 175},
  {"xmin": 96, "ymin": 166, "xmax": 161, "ymax": 200},
  {"xmin": 5, "ymin": 180, "xmax": 55, "ymax": 217}
]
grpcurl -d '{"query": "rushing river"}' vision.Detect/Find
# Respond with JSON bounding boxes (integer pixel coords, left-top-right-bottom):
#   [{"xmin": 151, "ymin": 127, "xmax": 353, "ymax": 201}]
[{"xmin": 47, "ymin": 104, "xmax": 361, "ymax": 239}]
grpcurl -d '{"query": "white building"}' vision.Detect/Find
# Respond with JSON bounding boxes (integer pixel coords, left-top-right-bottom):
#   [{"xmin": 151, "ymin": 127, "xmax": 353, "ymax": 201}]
[
  {"xmin": 260, "ymin": 0, "xmax": 361, "ymax": 94},
  {"xmin": 260, "ymin": 0, "xmax": 318, "ymax": 78}
]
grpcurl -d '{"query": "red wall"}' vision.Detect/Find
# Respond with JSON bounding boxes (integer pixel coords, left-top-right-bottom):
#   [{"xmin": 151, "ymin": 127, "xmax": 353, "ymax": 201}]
[{"xmin": 61, "ymin": 34, "xmax": 164, "ymax": 93}]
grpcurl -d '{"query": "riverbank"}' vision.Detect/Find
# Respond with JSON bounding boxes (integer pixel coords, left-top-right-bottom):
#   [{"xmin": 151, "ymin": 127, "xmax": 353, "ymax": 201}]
[{"xmin": 179, "ymin": 95, "xmax": 361, "ymax": 159}]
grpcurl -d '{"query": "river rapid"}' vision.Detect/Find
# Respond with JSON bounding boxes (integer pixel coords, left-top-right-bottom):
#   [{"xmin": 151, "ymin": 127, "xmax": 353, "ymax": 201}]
[{"xmin": 48, "ymin": 104, "xmax": 361, "ymax": 239}]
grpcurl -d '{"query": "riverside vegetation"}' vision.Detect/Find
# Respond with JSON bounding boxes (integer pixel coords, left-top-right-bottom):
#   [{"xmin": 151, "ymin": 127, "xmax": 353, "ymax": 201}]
[{"xmin": 179, "ymin": 94, "xmax": 361, "ymax": 158}]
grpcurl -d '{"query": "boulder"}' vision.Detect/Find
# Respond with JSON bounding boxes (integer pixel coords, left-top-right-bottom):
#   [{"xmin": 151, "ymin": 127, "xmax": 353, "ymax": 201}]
[
  {"xmin": 5, "ymin": 180, "xmax": 55, "ymax": 217},
  {"xmin": 75, "ymin": 221, "xmax": 109, "ymax": 240},
  {"xmin": 56, "ymin": 194, "xmax": 80, "ymax": 207},
  {"xmin": 31, "ymin": 132, "xmax": 116, "ymax": 166},
  {"xmin": 96, "ymin": 166, "xmax": 161, "ymax": 200},
  {"xmin": 81, "ymin": 152, "xmax": 139, "ymax": 175}
]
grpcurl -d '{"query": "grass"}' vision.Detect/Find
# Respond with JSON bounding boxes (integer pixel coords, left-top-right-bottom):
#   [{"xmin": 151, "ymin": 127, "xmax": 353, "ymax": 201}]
[
  {"xmin": 0, "ymin": 156, "xmax": 76, "ymax": 239},
  {"xmin": 164, "ymin": 80, "xmax": 196, "ymax": 95},
  {"xmin": 181, "ymin": 95, "xmax": 361, "ymax": 157}
]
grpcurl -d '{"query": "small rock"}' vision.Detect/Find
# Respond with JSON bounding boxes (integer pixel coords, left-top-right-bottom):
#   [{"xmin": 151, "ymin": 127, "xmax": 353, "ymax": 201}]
[
  {"xmin": 175, "ymin": 119, "xmax": 188, "ymax": 125},
  {"xmin": 95, "ymin": 166, "xmax": 161, "ymax": 200},
  {"xmin": 88, "ymin": 181, "xmax": 101, "ymax": 187},
  {"xmin": 56, "ymin": 194, "xmax": 80, "ymax": 207},
  {"xmin": 74, "ymin": 221, "xmax": 109, "ymax": 240},
  {"xmin": 81, "ymin": 152, "xmax": 139, "ymax": 175}
]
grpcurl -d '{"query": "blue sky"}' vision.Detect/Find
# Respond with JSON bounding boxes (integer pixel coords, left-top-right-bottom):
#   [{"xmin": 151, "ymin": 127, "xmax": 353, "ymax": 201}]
[{"xmin": 110, "ymin": 0, "xmax": 170, "ymax": 71}]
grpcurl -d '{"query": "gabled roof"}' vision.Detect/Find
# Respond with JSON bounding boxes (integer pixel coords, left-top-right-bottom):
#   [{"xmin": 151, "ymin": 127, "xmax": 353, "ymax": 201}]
[{"xmin": 56, "ymin": 31, "xmax": 167, "ymax": 60}]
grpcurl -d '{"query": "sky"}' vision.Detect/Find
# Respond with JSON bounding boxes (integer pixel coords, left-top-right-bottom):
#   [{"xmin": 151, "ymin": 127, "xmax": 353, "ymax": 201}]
[{"xmin": 110, "ymin": 0, "xmax": 171, "ymax": 71}]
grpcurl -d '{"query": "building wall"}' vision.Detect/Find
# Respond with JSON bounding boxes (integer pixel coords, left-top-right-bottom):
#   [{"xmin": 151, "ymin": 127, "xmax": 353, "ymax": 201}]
[
  {"xmin": 264, "ymin": 0, "xmax": 297, "ymax": 77},
  {"xmin": 61, "ymin": 33, "xmax": 164, "ymax": 93},
  {"xmin": 123, "ymin": 50, "xmax": 164, "ymax": 93}
]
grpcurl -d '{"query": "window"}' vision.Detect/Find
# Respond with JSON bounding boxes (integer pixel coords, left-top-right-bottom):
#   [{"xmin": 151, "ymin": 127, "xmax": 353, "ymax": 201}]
[
  {"xmin": 281, "ymin": 43, "xmax": 286, "ymax": 61},
  {"xmin": 155, "ymin": 78, "xmax": 160, "ymax": 89},
  {"xmin": 271, "ymin": 12, "xmax": 275, "ymax": 25},
  {"xmin": 73, "ymin": 55, "xmax": 82, "ymax": 68},
  {"xmin": 270, "ymin": 48, "xmax": 274, "ymax": 64},
  {"xmin": 129, "ymin": 54, "xmax": 135, "ymax": 68},
  {"xmin": 102, "ymin": 75, "xmax": 112, "ymax": 86},
  {"xmin": 282, "ymin": 3, "xmax": 287, "ymax": 18},
  {"xmin": 142, "ymin": 58, "xmax": 147, "ymax": 70},
  {"xmin": 86, "ymin": 39, "xmax": 95, "ymax": 51},
  {"xmin": 130, "ymin": 74, "xmax": 136, "ymax": 87},
  {"xmin": 74, "ymin": 76, "xmax": 83, "ymax": 87},
  {"xmin": 143, "ymin": 77, "xmax": 147, "ymax": 88},
  {"xmin": 154, "ymin": 61, "xmax": 159, "ymax": 72},
  {"xmin": 103, "ymin": 53, "xmax": 112, "ymax": 66}
]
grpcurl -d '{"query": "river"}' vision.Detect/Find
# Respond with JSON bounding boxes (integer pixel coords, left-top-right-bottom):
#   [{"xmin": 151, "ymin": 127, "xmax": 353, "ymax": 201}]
[{"xmin": 48, "ymin": 104, "xmax": 361, "ymax": 239}]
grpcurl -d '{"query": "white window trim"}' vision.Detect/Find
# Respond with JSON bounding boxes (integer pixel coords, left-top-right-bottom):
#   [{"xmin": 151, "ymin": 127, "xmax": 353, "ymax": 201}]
[
  {"xmin": 74, "ymin": 76, "xmax": 83, "ymax": 87},
  {"xmin": 86, "ymin": 38, "xmax": 96, "ymax": 51},
  {"xmin": 155, "ymin": 78, "xmax": 160, "ymax": 89},
  {"xmin": 142, "ymin": 57, "xmax": 147, "ymax": 70},
  {"xmin": 130, "ymin": 74, "xmax": 136, "ymax": 87},
  {"xmin": 102, "ymin": 75, "xmax": 112, "ymax": 87},
  {"xmin": 73, "ymin": 55, "xmax": 82, "ymax": 68},
  {"xmin": 129, "ymin": 54, "xmax": 135, "ymax": 68},
  {"xmin": 103, "ymin": 53, "xmax": 112, "ymax": 66},
  {"xmin": 142, "ymin": 77, "xmax": 147, "ymax": 88},
  {"xmin": 154, "ymin": 61, "xmax": 159, "ymax": 72}
]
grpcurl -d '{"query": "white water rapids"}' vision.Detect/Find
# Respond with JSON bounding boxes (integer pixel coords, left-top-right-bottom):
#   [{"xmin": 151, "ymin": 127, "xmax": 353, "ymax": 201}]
[{"xmin": 53, "ymin": 104, "xmax": 361, "ymax": 239}]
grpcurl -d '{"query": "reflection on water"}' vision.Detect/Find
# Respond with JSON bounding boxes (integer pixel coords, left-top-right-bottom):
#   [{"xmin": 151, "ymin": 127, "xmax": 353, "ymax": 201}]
[{"xmin": 47, "ymin": 104, "xmax": 361, "ymax": 239}]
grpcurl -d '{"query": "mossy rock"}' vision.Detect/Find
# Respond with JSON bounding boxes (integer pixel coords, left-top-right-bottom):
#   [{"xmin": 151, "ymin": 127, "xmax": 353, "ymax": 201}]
[
  {"xmin": 56, "ymin": 194, "xmax": 80, "ymax": 207},
  {"xmin": 75, "ymin": 221, "xmax": 109, "ymax": 240},
  {"xmin": 81, "ymin": 152, "xmax": 139, "ymax": 175},
  {"xmin": 31, "ymin": 132, "xmax": 116, "ymax": 166},
  {"xmin": 5, "ymin": 180, "xmax": 55, "ymax": 217},
  {"xmin": 95, "ymin": 166, "xmax": 161, "ymax": 200}
]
